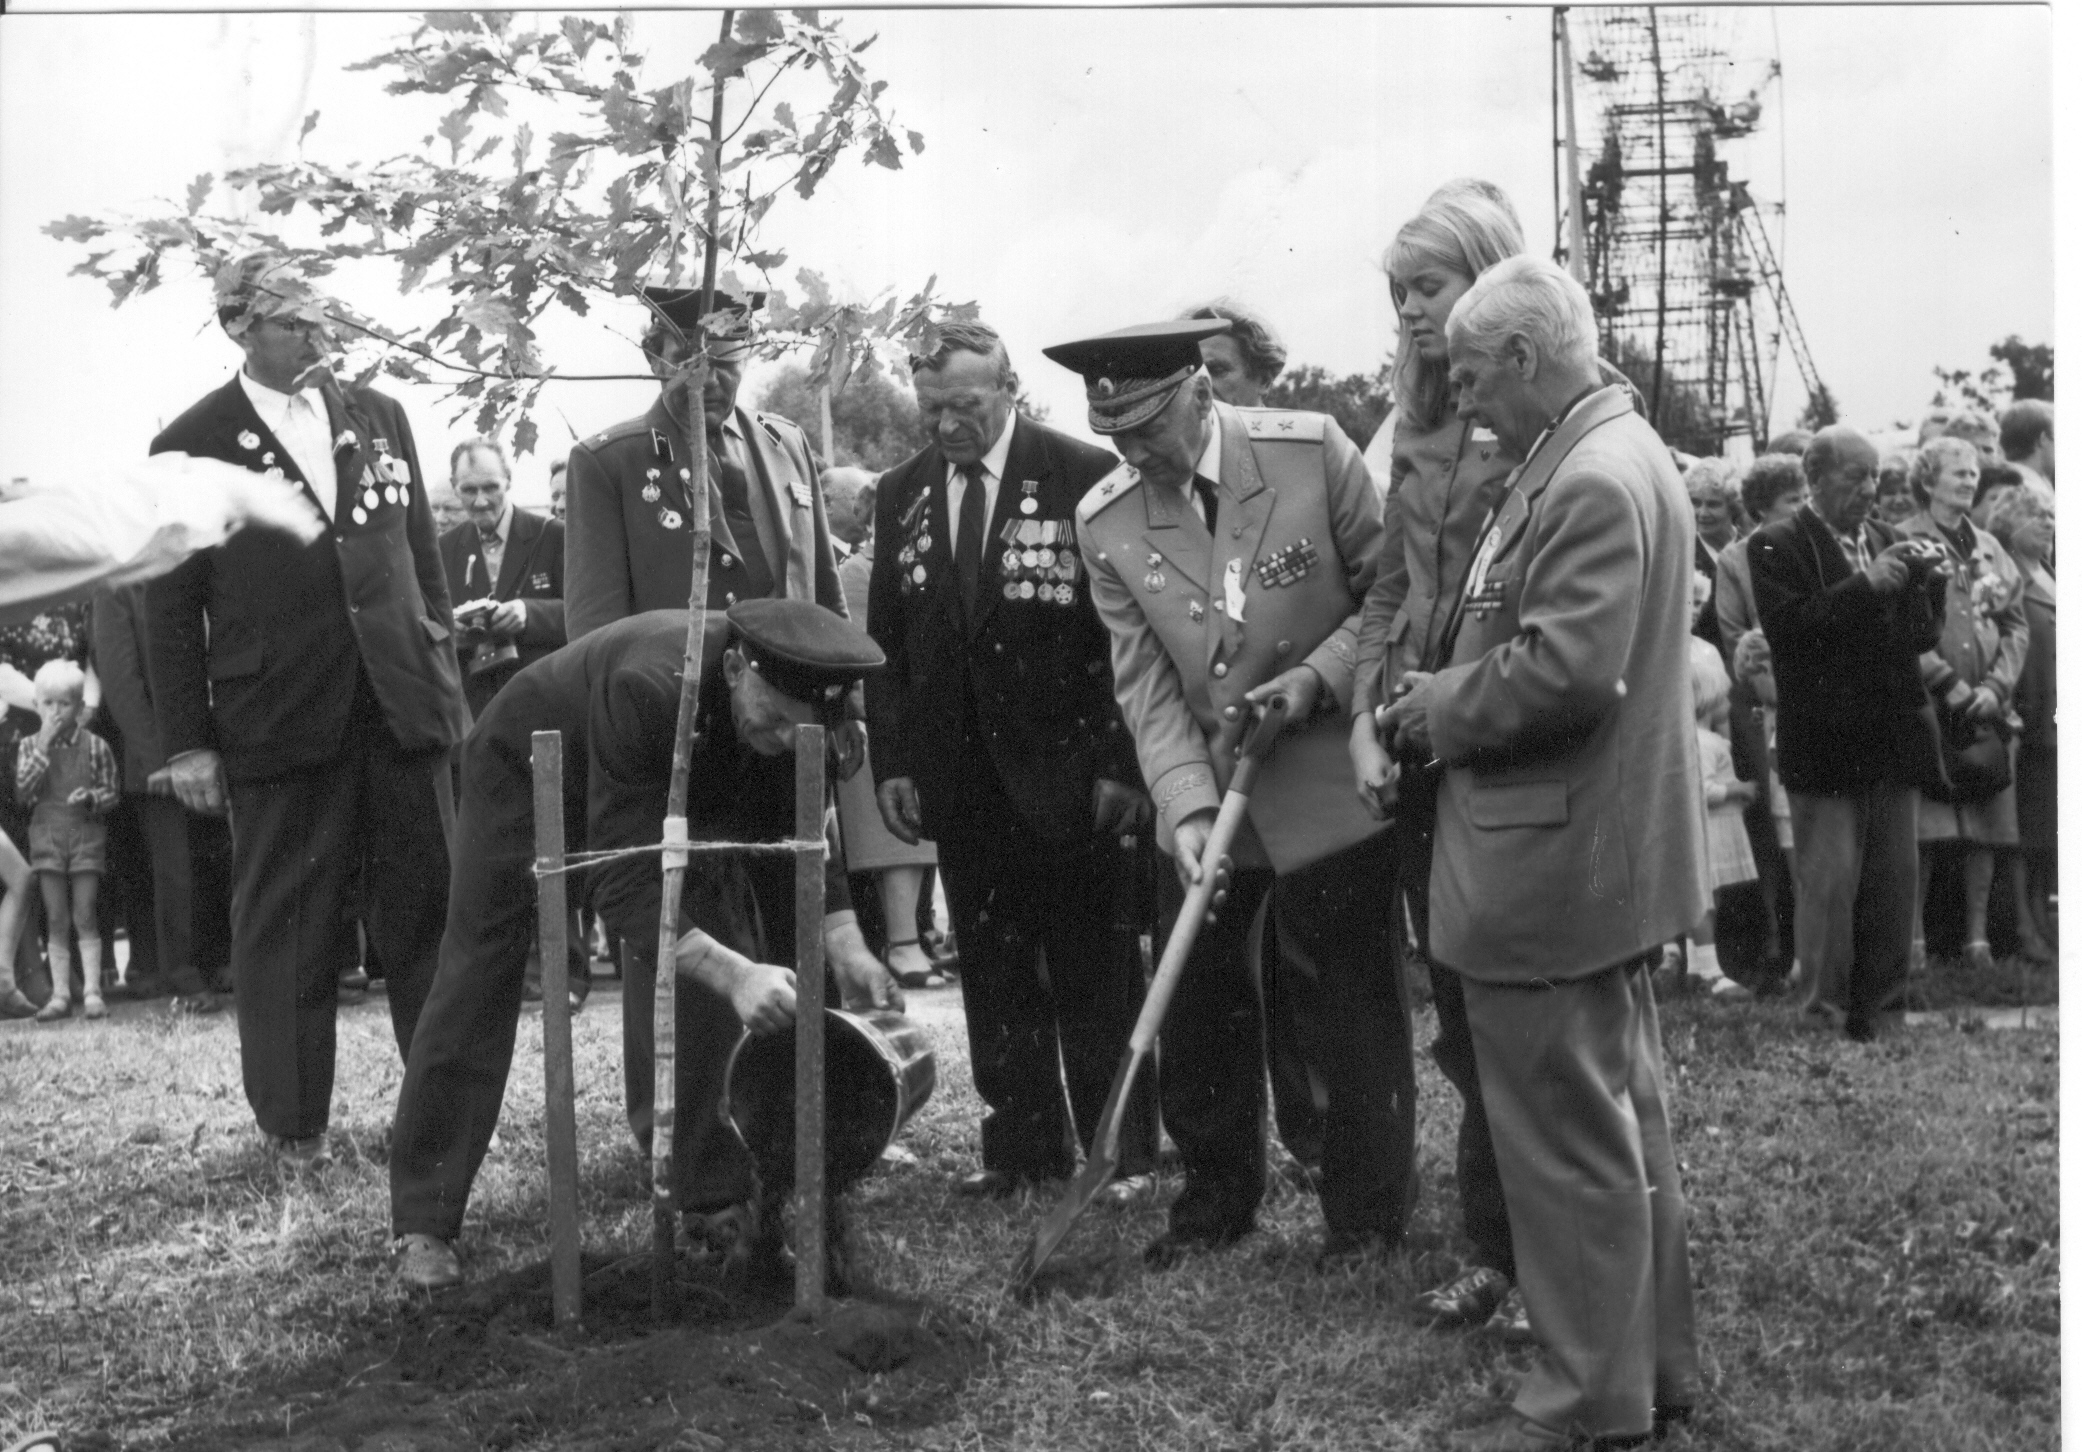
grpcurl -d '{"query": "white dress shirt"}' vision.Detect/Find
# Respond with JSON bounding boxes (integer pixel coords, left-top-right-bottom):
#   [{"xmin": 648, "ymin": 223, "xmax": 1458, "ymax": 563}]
[
  {"xmin": 239, "ymin": 369, "xmax": 338, "ymax": 519},
  {"xmin": 468, "ymin": 502, "xmax": 514, "ymax": 593},
  {"xmin": 945, "ymin": 412, "xmax": 1017, "ymax": 533}
]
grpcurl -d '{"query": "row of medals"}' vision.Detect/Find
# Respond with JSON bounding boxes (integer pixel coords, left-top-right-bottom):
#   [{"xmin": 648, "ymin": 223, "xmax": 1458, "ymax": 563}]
[
  {"xmin": 643, "ymin": 465, "xmax": 686, "ymax": 530},
  {"xmin": 896, "ymin": 499, "xmax": 1081, "ymax": 604},
  {"xmin": 352, "ymin": 451, "xmax": 411, "ymax": 526}
]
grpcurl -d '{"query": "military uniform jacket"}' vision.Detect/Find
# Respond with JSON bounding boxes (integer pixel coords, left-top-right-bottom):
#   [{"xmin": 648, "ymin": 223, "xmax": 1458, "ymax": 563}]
[
  {"xmin": 436, "ymin": 506, "xmax": 568, "ymax": 716},
  {"xmin": 1423, "ymin": 385, "xmax": 1709, "ymax": 983},
  {"xmin": 563, "ymin": 397, "xmax": 845, "ymax": 642},
  {"xmin": 145, "ymin": 376, "xmax": 469, "ymax": 782},
  {"xmin": 864, "ymin": 416, "xmax": 1138, "ymax": 848},
  {"xmin": 1078, "ymin": 403, "xmax": 1388, "ymax": 874}
]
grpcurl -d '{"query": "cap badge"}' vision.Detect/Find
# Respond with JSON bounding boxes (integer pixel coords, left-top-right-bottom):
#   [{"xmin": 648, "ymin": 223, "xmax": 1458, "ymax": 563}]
[{"xmin": 1094, "ymin": 378, "xmax": 1116, "ymax": 399}]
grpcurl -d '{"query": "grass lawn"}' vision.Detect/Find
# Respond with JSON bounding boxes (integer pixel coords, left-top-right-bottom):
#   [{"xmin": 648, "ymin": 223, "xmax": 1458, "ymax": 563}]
[{"xmin": 0, "ymin": 963, "xmax": 2057, "ymax": 1451}]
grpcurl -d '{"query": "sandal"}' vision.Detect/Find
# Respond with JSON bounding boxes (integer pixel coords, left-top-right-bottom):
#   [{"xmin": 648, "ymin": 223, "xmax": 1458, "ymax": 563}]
[{"xmin": 883, "ymin": 937, "xmax": 948, "ymax": 990}]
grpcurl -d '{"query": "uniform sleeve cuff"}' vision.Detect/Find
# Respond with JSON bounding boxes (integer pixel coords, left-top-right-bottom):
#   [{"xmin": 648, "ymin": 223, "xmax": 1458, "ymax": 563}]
[{"xmin": 1152, "ymin": 764, "xmax": 1220, "ymax": 827}]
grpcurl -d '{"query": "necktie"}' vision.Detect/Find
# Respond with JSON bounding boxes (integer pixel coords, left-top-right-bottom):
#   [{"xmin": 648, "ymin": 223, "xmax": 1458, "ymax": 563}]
[
  {"xmin": 956, "ymin": 460, "xmax": 987, "ymax": 617},
  {"xmin": 1192, "ymin": 473, "xmax": 1220, "ymax": 533}
]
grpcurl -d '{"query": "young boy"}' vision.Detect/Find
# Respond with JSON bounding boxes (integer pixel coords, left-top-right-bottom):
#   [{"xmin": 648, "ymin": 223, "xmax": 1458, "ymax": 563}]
[{"xmin": 15, "ymin": 658, "xmax": 119, "ymax": 1021}]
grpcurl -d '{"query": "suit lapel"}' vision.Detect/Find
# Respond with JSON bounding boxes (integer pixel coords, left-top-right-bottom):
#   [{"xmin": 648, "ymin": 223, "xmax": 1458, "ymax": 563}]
[
  {"xmin": 1512, "ymin": 385, "xmax": 1633, "ymax": 510},
  {"xmin": 318, "ymin": 383, "xmax": 370, "ymax": 519},
  {"xmin": 1796, "ymin": 507, "xmax": 1852, "ymax": 586},
  {"xmin": 219, "ymin": 378, "xmax": 332, "ymax": 521},
  {"xmin": 731, "ymin": 406, "xmax": 794, "ymax": 593},
  {"xmin": 494, "ymin": 509, "xmax": 537, "ymax": 596},
  {"xmin": 646, "ymin": 399, "xmax": 744, "ymax": 562},
  {"xmin": 1210, "ymin": 405, "xmax": 1279, "ymax": 660}
]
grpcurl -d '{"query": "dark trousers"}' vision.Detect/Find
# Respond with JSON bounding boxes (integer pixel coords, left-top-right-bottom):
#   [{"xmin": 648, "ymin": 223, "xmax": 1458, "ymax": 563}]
[
  {"xmin": 391, "ymin": 721, "xmax": 594, "ymax": 1237},
  {"xmin": 1159, "ymin": 829, "xmax": 1416, "ymax": 1242},
  {"xmin": 1261, "ymin": 898, "xmax": 1327, "ymax": 1169},
  {"xmin": 1787, "ymin": 784, "xmax": 1917, "ymax": 1033},
  {"xmin": 937, "ymin": 825, "xmax": 1157, "ymax": 1182},
  {"xmin": 1403, "ymin": 824, "xmax": 1514, "ymax": 1278},
  {"xmin": 226, "ymin": 693, "xmax": 451, "ymax": 1139},
  {"xmin": 620, "ymin": 852, "xmax": 790, "ymax": 1212},
  {"xmin": 131, "ymin": 792, "xmax": 219, "ymax": 995}
]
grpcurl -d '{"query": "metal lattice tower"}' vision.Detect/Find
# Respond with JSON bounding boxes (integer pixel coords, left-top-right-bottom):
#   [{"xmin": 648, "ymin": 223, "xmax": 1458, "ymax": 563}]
[{"xmin": 1554, "ymin": 7, "xmax": 1826, "ymax": 454}]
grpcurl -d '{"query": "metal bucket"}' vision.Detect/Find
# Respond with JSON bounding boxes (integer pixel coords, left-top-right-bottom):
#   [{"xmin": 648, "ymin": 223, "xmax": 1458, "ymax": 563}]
[{"xmin": 723, "ymin": 1008, "xmax": 936, "ymax": 1192}]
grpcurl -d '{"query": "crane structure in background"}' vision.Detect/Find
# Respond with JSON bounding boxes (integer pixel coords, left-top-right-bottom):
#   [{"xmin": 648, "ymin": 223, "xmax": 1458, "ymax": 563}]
[{"xmin": 1551, "ymin": 6, "xmax": 1829, "ymax": 457}]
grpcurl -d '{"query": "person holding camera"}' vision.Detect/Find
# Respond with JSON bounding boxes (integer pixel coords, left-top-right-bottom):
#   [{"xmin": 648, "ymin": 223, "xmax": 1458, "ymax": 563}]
[
  {"xmin": 1750, "ymin": 425, "xmax": 1948, "ymax": 1042},
  {"xmin": 436, "ymin": 436, "xmax": 567, "ymax": 720}
]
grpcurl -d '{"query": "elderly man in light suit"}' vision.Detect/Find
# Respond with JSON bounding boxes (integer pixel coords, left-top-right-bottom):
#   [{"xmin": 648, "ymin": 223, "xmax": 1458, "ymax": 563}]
[
  {"xmin": 1057, "ymin": 318, "xmax": 1416, "ymax": 1271},
  {"xmin": 1381, "ymin": 257, "xmax": 1705, "ymax": 1452}
]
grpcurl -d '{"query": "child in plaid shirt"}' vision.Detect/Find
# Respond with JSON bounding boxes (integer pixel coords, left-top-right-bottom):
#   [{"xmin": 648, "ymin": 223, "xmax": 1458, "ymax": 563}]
[{"xmin": 15, "ymin": 658, "xmax": 119, "ymax": 1021}]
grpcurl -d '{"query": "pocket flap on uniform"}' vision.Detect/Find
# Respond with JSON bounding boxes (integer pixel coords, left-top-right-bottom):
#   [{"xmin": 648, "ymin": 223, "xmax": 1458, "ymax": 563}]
[
  {"xmin": 206, "ymin": 644, "xmax": 264, "ymax": 681},
  {"xmin": 421, "ymin": 616, "xmax": 451, "ymax": 643},
  {"xmin": 1468, "ymin": 779, "xmax": 1568, "ymax": 829}
]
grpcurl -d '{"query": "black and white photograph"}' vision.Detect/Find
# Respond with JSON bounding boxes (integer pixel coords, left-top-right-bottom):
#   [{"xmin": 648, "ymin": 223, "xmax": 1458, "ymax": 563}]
[{"xmin": 0, "ymin": 4, "xmax": 2058, "ymax": 1449}]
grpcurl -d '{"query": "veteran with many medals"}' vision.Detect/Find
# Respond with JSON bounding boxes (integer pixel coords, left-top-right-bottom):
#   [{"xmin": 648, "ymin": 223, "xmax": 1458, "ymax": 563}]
[
  {"xmin": 866, "ymin": 321, "xmax": 1158, "ymax": 1196},
  {"xmin": 1055, "ymin": 318, "xmax": 1418, "ymax": 1270}
]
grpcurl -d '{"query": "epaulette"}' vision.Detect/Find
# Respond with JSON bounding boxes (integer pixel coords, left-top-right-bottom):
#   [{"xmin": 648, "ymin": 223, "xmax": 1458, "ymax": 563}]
[
  {"xmin": 1076, "ymin": 463, "xmax": 1141, "ymax": 523},
  {"xmin": 1239, "ymin": 408, "xmax": 1327, "ymax": 443},
  {"xmin": 577, "ymin": 415, "xmax": 651, "ymax": 452},
  {"xmin": 753, "ymin": 411, "xmax": 804, "ymax": 450}
]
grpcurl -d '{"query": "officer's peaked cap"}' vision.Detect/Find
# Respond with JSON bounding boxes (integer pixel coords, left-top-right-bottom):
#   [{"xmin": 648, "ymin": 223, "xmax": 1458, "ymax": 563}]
[
  {"xmin": 1042, "ymin": 318, "xmax": 1231, "ymax": 434},
  {"xmin": 641, "ymin": 285, "xmax": 766, "ymax": 344},
  {"xmin": 726, "ymin": 598, "xmax": 882, "ymax": 712}
]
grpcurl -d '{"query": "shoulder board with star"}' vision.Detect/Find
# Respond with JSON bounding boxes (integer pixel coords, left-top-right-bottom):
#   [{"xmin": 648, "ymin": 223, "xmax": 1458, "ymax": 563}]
[
  {"xmin": 1238, "ymin": 408, "xmax": 1327, "ymax": 443},
  {"xmin": 578, "ymin": 415, "xmax": 652, "ymax": 453},
  {"xmin": 753, "ymin": 411, "xmax": 805, "ymax": 450},
  {"xmin": 1076, "ymin": 462, "xmax": 1141, "ymax": 524}
]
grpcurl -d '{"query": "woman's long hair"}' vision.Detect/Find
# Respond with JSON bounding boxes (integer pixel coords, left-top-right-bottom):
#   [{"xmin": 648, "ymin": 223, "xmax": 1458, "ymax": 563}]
[{"xmin": 1385, "ymin": 180, "xmax": 1526, "ymax": 432}]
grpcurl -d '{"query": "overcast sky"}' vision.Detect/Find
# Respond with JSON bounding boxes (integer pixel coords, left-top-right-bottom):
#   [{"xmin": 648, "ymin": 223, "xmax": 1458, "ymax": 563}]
[{"xmin": 0, "ymin": 5, "xmax": 2052, "ymax": 505}]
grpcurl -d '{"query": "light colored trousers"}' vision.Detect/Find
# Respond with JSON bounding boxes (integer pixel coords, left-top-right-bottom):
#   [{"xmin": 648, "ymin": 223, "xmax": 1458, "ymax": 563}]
[{"xmin": 1462, "ymin": 959, "xmax": 1700, "ymax": 1442}]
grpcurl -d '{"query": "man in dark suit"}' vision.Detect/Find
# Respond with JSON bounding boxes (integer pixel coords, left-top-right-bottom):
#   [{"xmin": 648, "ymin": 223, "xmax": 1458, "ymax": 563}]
[
  {"xmin": 436, "ymin": 436, "xmax": 567, "ymax": 718},
  {"xmin": 867, "ymin": 320, "xmax": 1157, "ymax": 1198},
  {"xmin": 1750, "ymin": 425, "xmax": 1947, "ymax": 1042},
  {"xmin": 1382, "ymin": 258, "xmax": 1703, "ymax": 1451},
  {"xmin": 146, "ymin": 253, "xmax": 470, "ymax": 1164},
  {"xmin": 390, "ymin": 601, "xmax": 900, "ymax": 1288}
]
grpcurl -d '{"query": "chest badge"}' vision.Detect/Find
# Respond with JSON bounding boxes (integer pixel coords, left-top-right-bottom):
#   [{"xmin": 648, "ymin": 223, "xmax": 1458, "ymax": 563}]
[
  {"xmin": 790, "ymin": 481, "xmax": 813, "ymax": 509},
  {"xmin": 237, "ymin": 430, "xmax": 261, "ymax": 453},
  {"xmin": 1255, "ymin": 537, "xmax": 1320, "ymax": 589},
  {"xmin": 1019, "ymin": 479, "xmax": 1040, "ymax": 515},
  {"xmin": 1222, "ymin": 558, "xmax": 1248, "ymax": 624},
  {"xmin": 659, "ymin": 508, "xmax": 683, "ymax": 531},
  {"xmin": 1187, "ymin": 599, "xmax": 1204, "ymax": 623}
]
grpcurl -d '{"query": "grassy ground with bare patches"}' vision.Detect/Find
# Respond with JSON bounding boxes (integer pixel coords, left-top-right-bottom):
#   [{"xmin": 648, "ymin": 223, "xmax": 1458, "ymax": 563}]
[{"xmin": 0, "ymin": 960, "xmax": 2057, "ymax": 1451}]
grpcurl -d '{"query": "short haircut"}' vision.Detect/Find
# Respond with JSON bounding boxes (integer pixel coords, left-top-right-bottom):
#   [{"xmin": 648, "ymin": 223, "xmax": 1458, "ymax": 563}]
[
  {"xmin": 449, "ymin": 436, "xmax": 510, "ymax": 480},
  {"xmin": 1999, "ymin": 399, "xmax": 2054, "ymax": 462},
  {"xmin": 1915, "ymin": 407, "xmax": 1958, "ymax": 446},
  {"xmin": 1446, "ymin": 255, "xmax": 1598, "ymax": 373},
  {"xmin": 1740, "ymin": 453, "xmax": 1807, "ymax": 520},
  {"xmin": 908, "ymin": 320, "xmax": 1013, "ymax": 385},
  {"xmin": 1183, "ymin": 300, "xmax": 1287, "ymax": 387},
  {"xmin": 1763, "ymin": 429, "xmax": 1814, "ymax": 458},
  {"xmin": 1910, "ymin": 436, "xmax": 1980, "ymax": 506},
  {"xmin": 33, "ymin": 657, "xmax": 86, "ymax": 700},
  {"xmin": 1972, "ymin": 462, "xmax": 2023, "ymax": 514},
  {"xmin": 548, "ymin": 458, "xmax": 568, "ymax": 480},
  {"xmin": 1801, "ymin": 427, "xmax": 1868, "ymax": 487},
  {"xmin": 1683, "ymin": 456, "xmax": 1743, "ymax": 510},
  {"xmin": 1984, "ymin": 476, "xmax": 2053, "ymax": 554}
]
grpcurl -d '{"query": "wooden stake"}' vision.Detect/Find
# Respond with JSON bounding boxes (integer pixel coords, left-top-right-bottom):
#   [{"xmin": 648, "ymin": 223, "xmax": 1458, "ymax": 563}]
[
  {"xmin": 793, "ymin": 726, "xmax": 828, "ymax": 1312},
  {"xmin": 530, "ymin": 731, "xmax": 582, "ymax": 1332}
]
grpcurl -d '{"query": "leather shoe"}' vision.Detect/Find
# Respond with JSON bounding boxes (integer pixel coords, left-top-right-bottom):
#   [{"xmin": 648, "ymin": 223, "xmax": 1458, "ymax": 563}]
[
  {"xmin": 1482, "ymin": 1285, "xmax": 1535, "ymax": 1343},
  {"xmin": 395, "ymin": 1233, "xmax": 463, "ymax": 1290},
  {"xmin": 0, "ymin": 988, "xmax": 36, "ymax": 1020},
  {"xmin": 1095, "ymin": 1172, "xmax": 1155, "ymax": 1208},
  {"xmin": 1413, "ymin": 1265, "xmax": 1510, "ymax": 1326},
  {"xmin": 265, "ymin": 1132, "xmax": 331, "ymax": 1169},
  {"xmin": 339, "ymin": 966, "xmax": 370, "ymax": 993},
  {"xmin": 1142, "ymin": 1223, "xmax": 1249, "ymax": 1270},
  {"xmin": 953, "ymin": 1169, "xmax": 1024, "ymax": 1198}
]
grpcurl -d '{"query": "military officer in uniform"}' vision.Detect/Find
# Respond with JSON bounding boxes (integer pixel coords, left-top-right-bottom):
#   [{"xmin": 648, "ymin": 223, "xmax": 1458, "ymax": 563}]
[
  {"xmin": 391, "ymin": 600, "xmax": 901, "ymax": 1288},
  {"xmin": 866, "ymin": 320, "xmax": 1157, "ymax": 1197},
  {"xmin": 562, "ymin": 285, "xmax": 856, "ymax": 1172},
  {"xmin": 563, "ymin": 287, "xmax": 845, "ymax": 635},
  {"xmin": 1054, "ymin": 319, "xmax": 1417, "ymax": 1268}
]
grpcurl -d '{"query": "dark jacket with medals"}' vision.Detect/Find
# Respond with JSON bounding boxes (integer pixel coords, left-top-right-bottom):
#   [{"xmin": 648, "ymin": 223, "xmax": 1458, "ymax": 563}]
[
  {"xmin": 1749, "ymin": 507, "xmax": 1947, "ymax": 797},
  {"xmin": 865, "ymin": 415, "xmax": 1139, "ymax": 849},
  {"xmin": 145, "ymin": 375, "xmax": 470, "ymax": 782},
  {"xmin": 437, "ymin": 505, "xmax": 568, "ymax": 717},
  {"xmin": 563, "ymin": 397, "xmax": 845, "ymax": 640}
]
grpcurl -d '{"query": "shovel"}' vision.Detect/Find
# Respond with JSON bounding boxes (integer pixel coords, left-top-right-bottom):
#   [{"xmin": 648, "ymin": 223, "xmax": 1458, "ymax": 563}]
[{"xmin": 1007, "ymin": 694, "xmax": 1291, "ymax": 1295}]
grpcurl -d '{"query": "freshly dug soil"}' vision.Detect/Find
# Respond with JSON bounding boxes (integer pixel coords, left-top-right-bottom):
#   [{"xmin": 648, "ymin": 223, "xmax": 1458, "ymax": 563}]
[{"xmin": 158, "ymin": 1250, "xmax": 985, "ymax": 1452}]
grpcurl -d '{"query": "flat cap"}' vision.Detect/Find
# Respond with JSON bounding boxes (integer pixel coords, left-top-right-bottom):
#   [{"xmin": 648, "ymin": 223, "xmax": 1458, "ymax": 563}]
[
  {"xmin": 641, "ymin": 285, "xmax": 766, "ymax": 358},
  {"xmin": 1042, "ymin": 318, "xmax": 1231, "ymax": 433},
  {"xmin": 726, "ymin": 597, "xmax": 883, "ymax": 714}
]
